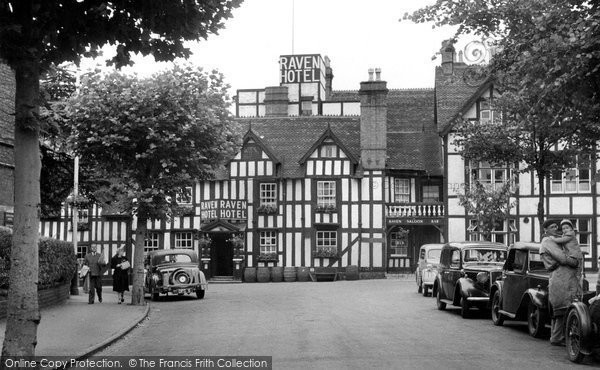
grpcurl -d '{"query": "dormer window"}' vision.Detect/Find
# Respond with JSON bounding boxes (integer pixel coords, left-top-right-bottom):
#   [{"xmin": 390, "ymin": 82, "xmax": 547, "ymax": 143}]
[{"xmin": 321, "ymin": 139, "xmax": 336, "ymax": 158}]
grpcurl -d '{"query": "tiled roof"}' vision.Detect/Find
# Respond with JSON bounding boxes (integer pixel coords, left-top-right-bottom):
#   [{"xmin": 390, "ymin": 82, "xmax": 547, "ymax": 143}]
[
  {"xmin": 218, "ymin": 87, "xmax": 443, "ymax": 179},
  {"xmin": 434, "ymin": 63, "xmax": 488, "ymax": 134},
  {"xmin": 234, "ymin": 116, "xmax": 361, "ymax": 178}
]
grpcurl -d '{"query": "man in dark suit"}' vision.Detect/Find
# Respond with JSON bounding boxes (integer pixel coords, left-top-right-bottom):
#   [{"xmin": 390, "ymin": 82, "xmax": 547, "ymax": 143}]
[{"xmin": 84, "ymin": 245, "xmax": 107, "ymax": 304}]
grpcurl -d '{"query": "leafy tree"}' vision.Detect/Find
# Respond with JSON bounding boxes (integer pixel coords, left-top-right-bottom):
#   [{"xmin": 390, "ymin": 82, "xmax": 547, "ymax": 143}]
[
  {"xmin": 0, "ymin": 0, "xmax": 242, "ymax": 360},
  {"xmin": 406, "ymin": 0, "xmax": 600, "ymax": 228},
  {"xmin": 458, "ymin": 181, "xmax": 515, "ymax": 242},
  {"xmin": 70, "ymin": 64, "xmax": 240, "ymax": 305}
]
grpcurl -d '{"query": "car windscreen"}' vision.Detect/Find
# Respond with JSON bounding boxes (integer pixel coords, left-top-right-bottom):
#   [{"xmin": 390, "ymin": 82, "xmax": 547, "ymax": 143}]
[
  {"xmin": 153, "ymin": 254, "xmax": 193, "ymax": 265},
  {"xmin": 463, "ymin": 248, "xmax": 506, "ymax": 264},
  {"xmin": 427, "ymin": 249, "xmax": 442, "ymax": 260}
]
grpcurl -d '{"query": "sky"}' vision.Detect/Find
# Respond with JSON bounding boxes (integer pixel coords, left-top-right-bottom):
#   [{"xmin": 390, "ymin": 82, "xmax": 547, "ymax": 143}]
[{"xmin": 81, "ymin": 0, "xmax": 460, "ymax": 95}]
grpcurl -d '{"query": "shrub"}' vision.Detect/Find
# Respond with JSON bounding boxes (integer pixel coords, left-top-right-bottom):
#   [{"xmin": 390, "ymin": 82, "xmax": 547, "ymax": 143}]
[{"xmin": 0, "ymin": 227, "xmax": 76, "ymax": 290}]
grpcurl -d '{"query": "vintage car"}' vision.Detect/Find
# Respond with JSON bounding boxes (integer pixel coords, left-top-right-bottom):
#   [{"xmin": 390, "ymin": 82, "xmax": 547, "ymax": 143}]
[
  {"xmin": 415, "ymin": 243, "xmax": 443, "ymax": 297},
  {"xmin": 144, "ymin": 249, "xmax": 207, "ymax": 300},
  {"xmin": 434, "ymin": 241, "xmax": 507, "ymax": 318},
  {"xmin": 565, "ymin": 274, "xmax": 600, "ymax": 363},
  {"xmin": 490, "ymin": 242, "xmax": 551, "ymax": 338}
]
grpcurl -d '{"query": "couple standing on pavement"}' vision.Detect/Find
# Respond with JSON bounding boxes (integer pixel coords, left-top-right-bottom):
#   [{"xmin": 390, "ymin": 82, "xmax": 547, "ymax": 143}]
[
  {"xmin": 540, "ymin": 219, "xmax": 584, "ymax": 347},
  {"xmin": 84, "ymin": 245, "xmax": 130, "ymax": 304}
]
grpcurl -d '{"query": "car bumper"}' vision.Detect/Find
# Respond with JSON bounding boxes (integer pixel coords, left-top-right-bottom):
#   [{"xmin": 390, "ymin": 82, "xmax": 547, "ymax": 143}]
[
  {"xmin": 158, "ymin": 283, "xmax": 205, "ymax": 294},
  {"xmin": 465, "ymin": 296, "xmax": 489, "ymax": 303}
]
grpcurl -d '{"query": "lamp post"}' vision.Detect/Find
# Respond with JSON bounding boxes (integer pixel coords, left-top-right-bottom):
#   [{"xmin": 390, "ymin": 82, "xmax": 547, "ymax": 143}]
[{"xmin": 70, "ymin": 156, "xmax": 80, "ymax": 295}]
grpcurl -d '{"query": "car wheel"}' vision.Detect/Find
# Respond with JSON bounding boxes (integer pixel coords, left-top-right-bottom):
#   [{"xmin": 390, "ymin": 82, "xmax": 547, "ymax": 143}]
[
  {"xmin": 436, "ymin": 287, "xmax": 446, "ymax": 310},
  {"xmin": 151, "ymin": 292, "xmax": 159, "ymax": 301},
  {"xmin": 417, "ymin": 274, "xmax": 422, "ymax": 293},
  {"xmin": 461, "ymin": 297, "xmax": 471, "ymax": 319},
  {"xmin": 196, "ymin": 288, "xmax": 205, "ymax": 299},
  {"xmin": 566, "ymin": 308, "xmax": 586, "ymax": 363},
  {"xmin": 422, "ymin": 285, "xmax": 429, "ymax": 297},
  {"xmin": 527, "ymin": 302, "xmax": 548, "ymax": 338},
  {"xmin": 491, "ymin": 290, "xmax": 504, "ymax": 326}
]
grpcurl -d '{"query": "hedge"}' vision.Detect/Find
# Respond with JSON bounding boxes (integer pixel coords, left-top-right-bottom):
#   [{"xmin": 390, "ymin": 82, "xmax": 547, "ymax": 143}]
[{"xmin": 0, "ymin": 226, "xmax": 77, "ymax": 290}]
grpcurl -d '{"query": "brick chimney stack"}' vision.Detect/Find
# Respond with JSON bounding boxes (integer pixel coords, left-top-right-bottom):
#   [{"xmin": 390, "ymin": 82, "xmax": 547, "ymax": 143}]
[
  {"xmin": 441, "ymin": 39, "xmax": 455, "ymax": 75},
  {"xmin": 325, "ymin": 56, "xmax": 333, "ymax": 100},
  {"xmin": 359, "ymin": 68, "xmax": 388, "ymax": 170},
  {"xmin": 264, "ymin": 86, "xmax": 289, "ymax": 117}
]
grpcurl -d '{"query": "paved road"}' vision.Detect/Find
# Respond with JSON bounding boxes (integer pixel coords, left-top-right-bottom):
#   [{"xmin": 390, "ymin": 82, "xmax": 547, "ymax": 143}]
[{"xmin": 99, "ymin": 280, "xmax": 598, "ymax": 369}]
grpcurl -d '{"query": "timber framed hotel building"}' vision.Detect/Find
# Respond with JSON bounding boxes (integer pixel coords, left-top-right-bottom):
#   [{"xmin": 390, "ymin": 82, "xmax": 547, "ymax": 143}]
[{"xmin": 2, "ymin": 41, "xmax": 598, "ymax": 281}]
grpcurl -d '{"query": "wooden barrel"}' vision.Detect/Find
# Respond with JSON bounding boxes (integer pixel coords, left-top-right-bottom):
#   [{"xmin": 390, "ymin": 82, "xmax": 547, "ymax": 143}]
[
  {"xmin": 283, "ymin": 267, "xmax": 297, "ymax": 282},
  {"xmin": 345, "ymin": 265, "xmax": 359, "ymax": 281},
  {"xmin": 243, "ymin": 267, "xmax": 257, "ymax": 283},
  {"xmin": 271, "ymin": 266, "xmax": 284, "ymax": 282},
  {"xmin": 297, "ymin": 267, "xmax": 310, "ymax": 282},
  {"xmin": 256, "ymin": 267, "xmax": 271, "ymax": 283}
]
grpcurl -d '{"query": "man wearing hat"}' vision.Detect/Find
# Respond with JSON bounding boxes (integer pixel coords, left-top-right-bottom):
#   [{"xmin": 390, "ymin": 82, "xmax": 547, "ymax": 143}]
[{"xmin": 540, "ymin": 219, "xmax": 579, "ymax": 346}]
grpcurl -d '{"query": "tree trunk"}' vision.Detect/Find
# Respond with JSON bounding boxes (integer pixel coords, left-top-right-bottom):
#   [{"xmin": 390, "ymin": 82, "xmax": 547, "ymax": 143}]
[
  {"xmin": 1, "ymin": 60, "xmax": 41, "ymax": 361},
  {"xmin": 130, "ymin": 217, "xmax": 147, "ymax": 305},
  {"xmin": 536, "ymin": 170, "xmax": 546, "ymax": 239}
]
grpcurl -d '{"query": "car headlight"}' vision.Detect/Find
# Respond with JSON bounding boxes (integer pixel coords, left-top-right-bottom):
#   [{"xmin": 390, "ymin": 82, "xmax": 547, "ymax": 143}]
[{"xmin": 476, "ymin": 272, "xmax": 489, "ymax": 284}]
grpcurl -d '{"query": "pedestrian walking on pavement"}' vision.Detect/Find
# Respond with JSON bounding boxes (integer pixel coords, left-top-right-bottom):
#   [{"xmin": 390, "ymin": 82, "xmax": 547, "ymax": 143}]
[
  {"xmin": 111, "ymin": 246, "xmax": 130, "ymax": 304},
  {"xmin": 84, "ymin": 245, "xmax": 107, "ymax": 304}
]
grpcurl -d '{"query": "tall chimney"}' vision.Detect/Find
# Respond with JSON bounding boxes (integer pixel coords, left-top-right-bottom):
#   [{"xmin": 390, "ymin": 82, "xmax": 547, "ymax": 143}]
[
  {"xmin": 264, "ymin": 86, "xmax": 289, "ymax": 117},
  {"xmin": 440, "ymin": 39, "xmax": 455, "ymax": 75},
  {"xmin": 325, "ymin": 56, "xmax": 333, "ymax": 100},
  {"xmin": 359, "ymin": 69, "xmax": 388, "ymax": 170}
]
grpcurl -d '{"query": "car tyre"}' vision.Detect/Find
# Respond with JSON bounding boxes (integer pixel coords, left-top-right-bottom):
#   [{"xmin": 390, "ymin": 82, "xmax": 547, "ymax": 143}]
[
  {"xmin": 461, "ymin": 297, "xmax": 471, "ymax": 319},
  {"xmin": 196, "ymin": 288, "xmax": 205, "ymax": 299},
  {"xmin": 151, "ymin": 292, "xmax": 159, "ymax": 301},
  {"xmin": 527, "ymin": 302, "xmax": 548, "ymax": 338},
  {"xmin": 436, "ymin": 287, "xmax": 446, "ymax": 310},
  {"xmin": 422, "ymin": 285, "xmax": 429, "ymax": 297},
  {"xmin": 565, "ymin": 308, "xmax": 586, "ymax": 363},
  {"xmin": 491, "ymin": 290, "xmax": 504, "ymax": 326},
  {"xmin": 416, "ymin": 273, "xmax": 422, "ymax": 294}
]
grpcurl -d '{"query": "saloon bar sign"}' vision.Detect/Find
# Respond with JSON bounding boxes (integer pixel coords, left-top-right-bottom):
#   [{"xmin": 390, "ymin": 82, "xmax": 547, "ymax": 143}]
[
  {"xmin": 279, "ymin": 54, "xmax": 321, "ymax": 83},
  {"xmin": 200, "ymin": 200, "xmax": 247, "ymax": 221}
]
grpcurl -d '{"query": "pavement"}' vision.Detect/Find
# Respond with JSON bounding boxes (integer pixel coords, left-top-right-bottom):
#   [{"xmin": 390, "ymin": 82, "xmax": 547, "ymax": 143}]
[
  {"xmin": 0, "ymin": 272, "xmax": 596, "ymax": 361},
  {"xmin": 0, "ymin": 287, "xmax": 149, "ymax": 359}
]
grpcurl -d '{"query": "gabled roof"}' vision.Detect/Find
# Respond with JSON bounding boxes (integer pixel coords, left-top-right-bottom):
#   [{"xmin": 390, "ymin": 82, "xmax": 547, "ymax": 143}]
[
  {"xmin": 242, "ymin": 129, "xmax": 281, "ymax": 163},
  {"xmin": 234, "ymin": 116, "xmax": 361, "ymax": 178},
  {"xmin": 435, "ymin": 63, "xmax": 490, "ymax": 135},
  {"xmin": 298, "ymin": 125, "xmax": 359, "ymax": 164}
]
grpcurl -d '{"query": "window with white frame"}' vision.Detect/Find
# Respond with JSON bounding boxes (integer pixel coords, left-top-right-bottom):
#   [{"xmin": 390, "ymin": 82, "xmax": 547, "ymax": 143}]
[
  {"xmin": 174, "ymin": 232, "xmax": 193, "ymax": 249},
  {"xmin": 316, "ymin": 230, "xmax": 337, "ymax": 252},
  {"xmin": 317, "ymin": 181, "xmax": 336, "ymax": 207},
  {"xmin": 467, "ymin": 219, "xmax": 517, "ymax": 245},
  {"xmin": 479, "ymin": 98, "xmax": 500, "ymax": 124},
  {"xmin": 259, "ymin": 183, "xmax": 277, "ymax": 206},
  {"xmin": 470, "ymin": 161, "xmax": 515, "ymax": 191},
  {"xmin": 551, "ymin": 155, "xmax": 591, "ymax": 194},
  {"xmin": 394, "ymin": 179, "xmax": 410, "ymax": 203},
  {"xmin": 175, "ymin": 186, "xmax": 193, "ymax": 205},
  {"xmin": 144, "ymin": 232, "xmax": 160, "ymax": 252},
  {"xmin": 390, "ymin": 228, "xmax": 409, "ymax": 256},
  {"xmin": 259, "ymin": 230, "xmax": 277, "ymax": 254}
]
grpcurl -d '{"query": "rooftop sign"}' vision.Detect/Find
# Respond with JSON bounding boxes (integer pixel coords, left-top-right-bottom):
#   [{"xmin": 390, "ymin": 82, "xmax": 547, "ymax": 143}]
[{"xmin": 279, "ymin": 54, "xmax": 322, "ymax": 84}]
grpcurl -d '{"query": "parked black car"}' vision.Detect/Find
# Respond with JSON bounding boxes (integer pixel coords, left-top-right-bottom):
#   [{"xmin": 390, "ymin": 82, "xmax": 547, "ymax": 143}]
[
  {"xmin": 434, "ymin": 241, "xmax": 507, "ymax": 318},
  {"xmin": 565, "ymin": 280, "xmax": 600, "ymax": 363},
  {"xmin": 490, "ymin": 242, "xmax": 551, "ymax": 338},
  {"xmin": 144, "ymin": 249, "xmax": 207, "ymax": 300}
]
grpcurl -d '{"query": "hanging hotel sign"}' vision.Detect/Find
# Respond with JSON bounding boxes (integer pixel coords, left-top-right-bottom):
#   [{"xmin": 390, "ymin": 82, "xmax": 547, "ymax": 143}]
[
  {"xmin": 200, "ymin": 200, "xmax": 247, "ymax": 221},
  {"xmin": 279, "ymin": 54, "xmax": 322, "ymax": 84}
]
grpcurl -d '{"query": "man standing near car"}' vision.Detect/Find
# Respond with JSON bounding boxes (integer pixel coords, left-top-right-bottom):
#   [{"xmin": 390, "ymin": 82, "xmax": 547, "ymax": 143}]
[
  {"xmin": 540, "ymin": 219, "xmax": 579, "ymax": 346},
  {"xmin": 84, "ymin": 245, "xmax": 107, "ymax": 304}
]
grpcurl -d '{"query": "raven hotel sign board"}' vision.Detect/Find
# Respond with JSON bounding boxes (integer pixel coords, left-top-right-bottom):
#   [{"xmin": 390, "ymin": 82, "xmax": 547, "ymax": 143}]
[
  {"xmin": 279, "ymin": 54, "xmax": 323, "ymax": 83},
  {"xmin": 200, "ymin": 200, "xmax": 247, "ymax": 221}
]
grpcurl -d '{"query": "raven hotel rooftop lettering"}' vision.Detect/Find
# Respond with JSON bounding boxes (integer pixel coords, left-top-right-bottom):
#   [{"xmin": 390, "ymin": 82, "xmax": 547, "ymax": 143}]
[
  {"xmin": 279, "ymin": 54, "xmax": 321, "ymax": 83},
  {"xmin": 200, "ymin": 200, "xmax": 248, "ymax": 221}
]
